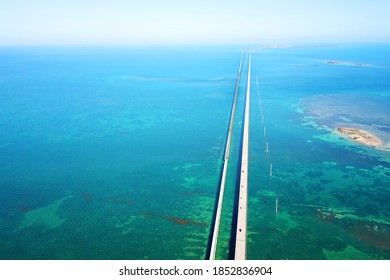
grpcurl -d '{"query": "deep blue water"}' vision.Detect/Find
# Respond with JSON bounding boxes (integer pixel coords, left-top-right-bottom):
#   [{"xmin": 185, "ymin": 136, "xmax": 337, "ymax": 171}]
[{"xmin": 0, "ymin": 45, "xmax": 389, "ymax": 259}]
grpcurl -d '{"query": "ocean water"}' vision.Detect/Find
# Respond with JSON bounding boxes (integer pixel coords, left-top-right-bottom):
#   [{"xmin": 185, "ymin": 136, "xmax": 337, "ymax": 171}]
[{"xmin": 0, "ymin": 44, "xmax": 389, "ymax": 260}]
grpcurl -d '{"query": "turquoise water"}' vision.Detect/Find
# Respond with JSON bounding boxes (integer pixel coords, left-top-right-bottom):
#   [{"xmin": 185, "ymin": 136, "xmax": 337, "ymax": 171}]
[{"xmin": 0, "ymin": 45, "xmax": 389, "ymax": 259}]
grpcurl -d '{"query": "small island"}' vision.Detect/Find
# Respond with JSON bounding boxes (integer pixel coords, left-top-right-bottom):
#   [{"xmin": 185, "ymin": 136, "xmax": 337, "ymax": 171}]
[
  {"xmin": 337, "ymin": 127, "xmax": 383, "ymax": 147},
  {"xmin": 326, "ymin": 60, "xmax": 374, "ymax": 67}
]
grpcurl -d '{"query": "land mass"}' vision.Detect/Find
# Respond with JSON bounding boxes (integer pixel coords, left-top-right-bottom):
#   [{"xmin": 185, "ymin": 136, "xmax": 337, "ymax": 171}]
[
  {"xmin": 327, "ymin": 61, "xmax": 374, "ymax": 67},
  {"xmin": 337, "ymin": 127, "xmax": 383, "ymax": 147},
  {"xmin": 326, "ymin": 60, "xmax": 386, "ymax": 68}
]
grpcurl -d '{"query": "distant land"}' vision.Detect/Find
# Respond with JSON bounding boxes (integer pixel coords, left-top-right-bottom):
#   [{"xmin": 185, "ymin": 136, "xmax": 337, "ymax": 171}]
[{"xmin": 326, "ymin": 60, "xmax": 384, "ymax": 68}]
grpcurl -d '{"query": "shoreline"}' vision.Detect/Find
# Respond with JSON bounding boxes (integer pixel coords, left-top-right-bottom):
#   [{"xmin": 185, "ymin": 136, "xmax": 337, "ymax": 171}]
[{"xmin": 337, "ymin": 127, "xmax": 383, "ymax": 147}]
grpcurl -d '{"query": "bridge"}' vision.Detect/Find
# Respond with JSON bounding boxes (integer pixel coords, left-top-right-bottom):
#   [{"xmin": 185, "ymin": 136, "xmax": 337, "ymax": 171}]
[{"xmin": 208, "ymin": 51, "xmax": 252, "ymax": 260}]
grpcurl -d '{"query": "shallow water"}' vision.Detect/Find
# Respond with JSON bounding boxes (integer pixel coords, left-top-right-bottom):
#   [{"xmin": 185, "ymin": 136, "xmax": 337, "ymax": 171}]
[{"xmin": 0, "ymin": 45, "xmax": 389, "ymax": 259}]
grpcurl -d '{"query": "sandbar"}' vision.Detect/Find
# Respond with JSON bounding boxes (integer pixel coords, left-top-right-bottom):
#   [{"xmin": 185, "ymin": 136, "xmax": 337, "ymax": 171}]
[{"xmin": 337, "ymin": 127, "xmax": 383, "ymax": 147}]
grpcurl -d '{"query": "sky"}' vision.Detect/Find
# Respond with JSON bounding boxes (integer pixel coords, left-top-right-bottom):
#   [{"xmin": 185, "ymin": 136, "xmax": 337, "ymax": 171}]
[{"xmin": 1, "ymin": 0, "xmax": 389, "ymax": 45}]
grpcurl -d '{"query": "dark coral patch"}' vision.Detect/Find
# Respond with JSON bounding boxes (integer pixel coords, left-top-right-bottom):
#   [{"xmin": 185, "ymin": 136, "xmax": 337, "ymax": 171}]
[
  {"xmin": 164, "ymin": 216, "xmax": 207, "ymax": 227},
  {"xmin": 139, "ymin": 212, "xmax": 206, "ymax": 227},
  {"xmin": 17, "ymin": 206, "xmax": 32, "ymax": 212},
  {"xmin": 348, "ymin": 223, "xmax": 390, "ymax": 250},
  {"xmin": 81, "ymin": 194, "xmax": 92, "ymax": 200}
]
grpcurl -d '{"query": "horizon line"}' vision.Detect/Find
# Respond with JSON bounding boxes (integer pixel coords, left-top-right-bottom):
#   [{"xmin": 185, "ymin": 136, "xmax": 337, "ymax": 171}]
[{"xmin": 1, "ymin": 41, "xmax": 390, "ymax": 48}]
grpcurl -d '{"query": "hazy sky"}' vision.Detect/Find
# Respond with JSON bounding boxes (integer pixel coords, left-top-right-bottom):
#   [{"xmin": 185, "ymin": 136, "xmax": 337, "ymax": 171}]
[{"xmin": 1, "ymin": 0, "xmax": 389, "ymax": 45}]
